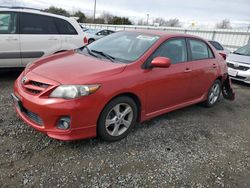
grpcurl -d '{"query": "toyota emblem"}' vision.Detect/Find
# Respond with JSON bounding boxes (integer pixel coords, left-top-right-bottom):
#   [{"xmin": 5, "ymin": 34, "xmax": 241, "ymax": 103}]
[{"xmin": 21, "ymin": 76, "xmax": 28, "ymax": 84}]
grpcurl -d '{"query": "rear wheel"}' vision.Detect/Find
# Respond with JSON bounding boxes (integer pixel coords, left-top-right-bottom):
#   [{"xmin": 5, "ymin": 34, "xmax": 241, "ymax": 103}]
[
  {"xmin": 204, "ymin": 80, "xmax": 222, "ymax": 107},
  {"xmin": 97, "ymin": 96, "xmax": 138, "ymax": 142}
]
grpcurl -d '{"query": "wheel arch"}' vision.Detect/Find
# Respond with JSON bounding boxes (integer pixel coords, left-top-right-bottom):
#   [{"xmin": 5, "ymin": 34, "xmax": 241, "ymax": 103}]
[
  {"xmin": 98, "ymin": 92, "xmax": 142, "ymax": 123},
  {"xmin": 216, "ymin": 76, "xmax": 223, "ymax": 83}
]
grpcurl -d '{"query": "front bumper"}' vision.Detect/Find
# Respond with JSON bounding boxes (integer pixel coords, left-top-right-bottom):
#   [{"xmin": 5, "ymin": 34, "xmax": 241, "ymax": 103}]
[
  {"xmin": 12, "ymin": 72, "xmax": 104, "ymax": 141},
  {"xmin": 227, "ymin": 63, "xmax": 250, "ymax": 84}
]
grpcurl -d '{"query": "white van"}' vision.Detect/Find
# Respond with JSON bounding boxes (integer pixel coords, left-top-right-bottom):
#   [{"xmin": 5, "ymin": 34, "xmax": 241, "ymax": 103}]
[{"xmin": 0, "ymin": 7, "xmax": 85, "ymax": 68}]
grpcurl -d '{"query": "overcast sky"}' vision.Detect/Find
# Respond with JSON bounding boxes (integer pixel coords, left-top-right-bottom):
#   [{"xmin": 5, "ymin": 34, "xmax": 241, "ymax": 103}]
[{"xmin": 2, "ymin": 0, "xmax": 250, "ymax": 26}]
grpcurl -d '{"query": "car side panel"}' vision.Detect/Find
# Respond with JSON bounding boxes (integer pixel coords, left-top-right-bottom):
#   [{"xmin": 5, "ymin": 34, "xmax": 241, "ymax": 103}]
[
  {"xmin": 20, "ymin": 34, "xmax": 62, "ymax": 66},
  {"xmin": 144, "ymin": 63, "xmax": 192, "ymax": 114},
  {"xmin": 0, "ymin": 33, "xmax": 21, "ymax": 67},
  {"xmin": 186, "ymin": 58, "xmax": 219, "ymax": 100},
  {"xmin": 0, "ymin": 11, "xmax": 21, "ymax": 67}
]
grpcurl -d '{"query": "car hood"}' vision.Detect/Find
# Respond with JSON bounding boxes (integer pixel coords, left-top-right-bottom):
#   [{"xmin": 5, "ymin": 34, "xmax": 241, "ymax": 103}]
[
  {"xmin": 227, "ymin": 53, "xmax": 250, "ymax": 65},
  {"xmin": 27, "ymin": 50, "xmax": 127, "ymax": 84}
]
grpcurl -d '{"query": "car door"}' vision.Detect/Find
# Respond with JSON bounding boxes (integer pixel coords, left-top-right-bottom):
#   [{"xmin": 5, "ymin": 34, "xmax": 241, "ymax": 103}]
[
  {"xmin": 145, "ymin": 38, "xmax": 193, "ymax": 114},
  {"xmin": 186, "ymin": 38, "xmax": 218, "ymax": 100},
  {"xmin": 0, "ymin": 11, "xmax": 21, "ymax": 67},
  {"xmin": 54, "ymin": 18, "xmax": 81, "ymax": 50},
  {"xmin": 19, "ymin": 13, "xmax": 61, "ymax": 66}
]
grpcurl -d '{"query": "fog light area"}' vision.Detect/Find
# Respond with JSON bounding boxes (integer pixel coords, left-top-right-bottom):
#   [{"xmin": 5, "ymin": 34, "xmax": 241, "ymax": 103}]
[{"xmin": 57, "ymin": 117, "xmax": 71, "ymax": 130}]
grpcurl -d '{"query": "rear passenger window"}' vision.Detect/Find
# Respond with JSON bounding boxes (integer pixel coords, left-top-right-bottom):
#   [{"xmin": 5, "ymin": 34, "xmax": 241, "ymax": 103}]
[
  {"xmin": 55, "ymin": 18, "xmax": 77, "ymax": 35},
  {"xmin": 0, "ymin": 12, "xmax": 17, "ymax": 34},
  {"xmin": 21, "ymin": 13, "xmax": 58, "ymax": 34},
  {"xmin": 189, "ymin": 39, "xmax": 214, "ymax": 60},
  {"xmin": 148, "ymin": 38, "xmax": 188, "ymax": 64}
]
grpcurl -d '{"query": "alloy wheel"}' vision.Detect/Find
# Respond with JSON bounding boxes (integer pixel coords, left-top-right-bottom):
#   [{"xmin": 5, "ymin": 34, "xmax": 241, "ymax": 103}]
[
  {"xmin": 105, "ymin": 103, "xmax": 133, "ymax": 137},
  {"xmin": 208, "ymin": 82, "xmax": 221, "ymax": 105}
]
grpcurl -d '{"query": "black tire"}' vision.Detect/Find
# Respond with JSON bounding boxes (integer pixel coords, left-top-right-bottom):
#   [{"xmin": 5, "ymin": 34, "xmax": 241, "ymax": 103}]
[
  {"xmin": 204, "ymin": 80, "xmax": 222, "ymax": 107},
  {"xmin": 88, "ymin": 39, "xmax": 95, "ymax": 44},
  {"xmin": 97, "ymin": 96, "xmax": 138, "ymax": 142}
]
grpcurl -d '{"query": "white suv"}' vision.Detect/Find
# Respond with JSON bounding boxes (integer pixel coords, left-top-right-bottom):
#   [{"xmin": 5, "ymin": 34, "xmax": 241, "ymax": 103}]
[{"xmin": 0, "ymin": 7, "xmax": 85, "ymax": 68}]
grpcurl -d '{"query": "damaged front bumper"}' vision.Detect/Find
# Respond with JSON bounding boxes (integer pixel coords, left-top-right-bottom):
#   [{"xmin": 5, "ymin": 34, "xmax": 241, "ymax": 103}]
[{"xmin": 222, "ymin": 75, "xmax": 235, "ymax": 101}]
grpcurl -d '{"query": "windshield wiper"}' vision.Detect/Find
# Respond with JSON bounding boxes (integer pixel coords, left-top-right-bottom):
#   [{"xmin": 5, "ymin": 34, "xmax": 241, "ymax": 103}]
[
  {"xmin": 91, "ymin": 50, "xmax": 116, "ymax": 62},
  {"xmin": 233, "ymin": 52, "xmax": 244, "ymax": 55},
  {"xmin": 83, "ymin": 46, "xmax": 98, "ymax": 58}
]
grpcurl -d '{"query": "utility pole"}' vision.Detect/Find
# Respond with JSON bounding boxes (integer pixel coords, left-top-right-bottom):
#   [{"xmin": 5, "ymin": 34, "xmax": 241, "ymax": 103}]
[
  {"xmin": 147, "ymin": 14, "xmax": 149, "ymax": 25},
  {"xmin": 93, "ymin": 0, "xmax": 96, "ymax": 23},
  {"xmin": 248, "ymin": 21, "xmax": 250, "ymax": 44}
]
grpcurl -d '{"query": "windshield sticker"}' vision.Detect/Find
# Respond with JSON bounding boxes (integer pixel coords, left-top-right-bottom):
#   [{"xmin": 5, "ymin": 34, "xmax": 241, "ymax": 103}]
[{"xmin": 136, "ymin": 35, "xmax": 159, "ymax": 41}]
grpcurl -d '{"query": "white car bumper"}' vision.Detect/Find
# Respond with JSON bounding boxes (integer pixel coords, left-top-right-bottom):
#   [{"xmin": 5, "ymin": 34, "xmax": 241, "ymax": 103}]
[{"xmin": 227, "ymin": 61, "xmax": 250, "ymax": 84}]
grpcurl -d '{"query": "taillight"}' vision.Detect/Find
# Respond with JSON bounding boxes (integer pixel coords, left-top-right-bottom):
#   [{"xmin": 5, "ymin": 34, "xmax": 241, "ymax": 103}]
[{"xmin": 83, "ymin": 37, "xmax": 88, "ymax": 44}]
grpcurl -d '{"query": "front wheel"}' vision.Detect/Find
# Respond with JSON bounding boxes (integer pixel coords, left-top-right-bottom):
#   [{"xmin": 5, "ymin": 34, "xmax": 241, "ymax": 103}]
[
  {"xmin": 204, "ymin": 80, "xmax": 222, "ymax": 107},
  {"xmin": 97, "ymin": 96, "xmax": 138, "ymax": 142}
]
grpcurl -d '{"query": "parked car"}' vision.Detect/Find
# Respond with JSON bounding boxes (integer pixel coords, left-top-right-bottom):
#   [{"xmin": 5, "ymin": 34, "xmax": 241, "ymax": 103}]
[
  {"xmin": 208, "ymin": 40, "xmax": 231, "ymax": 55},
  {"xmin": 80, "ymin": 25, "xmax": 89, "ymax": 32},
  {"xmin": 12, "ymin": 30, "xmax": 235, "ymax": 142},
  {"xmin": 0, "ymin": 7, "xmax": 85, "ymax": 68},
  {"xmin": 83, "ymin": 29, "xmax": 115, "ymax": 44},
  {"xmin": 226, "ymin": 44, "xmax": 250, "ymax": 83}
]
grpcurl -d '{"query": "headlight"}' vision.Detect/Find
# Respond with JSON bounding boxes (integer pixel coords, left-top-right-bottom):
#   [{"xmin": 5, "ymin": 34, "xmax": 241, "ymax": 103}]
[{"xmin": 49, "ymin": 85, "xmax": 100, "ymax": 99}]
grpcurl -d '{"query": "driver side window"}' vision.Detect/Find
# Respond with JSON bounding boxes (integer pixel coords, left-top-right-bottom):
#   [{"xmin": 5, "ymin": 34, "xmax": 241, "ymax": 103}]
[{"xmin": 148, "ymin": 38, "xmax": 188, "ymax": 65}]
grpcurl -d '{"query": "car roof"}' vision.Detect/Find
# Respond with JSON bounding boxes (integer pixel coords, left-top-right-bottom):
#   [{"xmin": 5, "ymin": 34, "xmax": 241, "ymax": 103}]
[
  {"xmin": 0, "ymin": 7, "xmax": 69, "ymax": 20},
  {"xmin": 121, "ymin": 29, "xmax": 204, "ymax": 40}
]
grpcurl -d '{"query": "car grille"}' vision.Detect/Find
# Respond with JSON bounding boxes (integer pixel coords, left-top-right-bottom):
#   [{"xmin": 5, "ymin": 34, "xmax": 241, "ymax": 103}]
[
  {"xmin": 22, "ymin": 105, "xmax": 44, "ymax": 126},
  {"xmin": 234, "ymin": 75, "xmax": 247, "ymax": 80},
  {"xmin": 22, "ymin": 80, "xmax": 50, "ymax": 95},
  {"xmin": 227, "ymin": 63, "xmax": 250, "ymax": 71}
]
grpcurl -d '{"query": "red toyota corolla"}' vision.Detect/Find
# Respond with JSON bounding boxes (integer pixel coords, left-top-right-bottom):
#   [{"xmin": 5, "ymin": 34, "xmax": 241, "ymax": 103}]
[{"xmin": 12, "ymin": 30, "xmax": 235, "ymax": 141}]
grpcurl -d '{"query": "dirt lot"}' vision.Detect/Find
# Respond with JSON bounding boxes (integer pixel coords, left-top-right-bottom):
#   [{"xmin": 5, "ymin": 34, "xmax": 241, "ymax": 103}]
[{"xmin": 0, "ymin": 70, "xmax": 249, "ymax": 187}]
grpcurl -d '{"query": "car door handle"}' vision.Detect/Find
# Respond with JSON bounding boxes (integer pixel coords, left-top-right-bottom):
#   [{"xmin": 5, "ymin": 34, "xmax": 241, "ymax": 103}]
[
  {"xmin": 212, "ymin": 64, "xmax": 217, "ymax": 68},
  {"xmin": 184, "ymin": 68, "xmax": 192, "ymax": 73},
  {"xmin": 48, "ymin": 37, "xmax": 58, "ymax": 41},
  {"xmin": 6, "ymin": 37, "xmax": 18, "ymax": 41}
]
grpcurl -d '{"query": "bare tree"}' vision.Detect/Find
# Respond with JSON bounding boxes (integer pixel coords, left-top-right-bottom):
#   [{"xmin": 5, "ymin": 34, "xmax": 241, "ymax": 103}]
[
  {"xmin": 165, "ymin": 18, "xmax": 181, "ymax": 27},
  {"xmin": 137, "ymin": 19, "xmax": 147, "ymax": 25},
  {"xmin": 216, "ymin": 19, "xmax": 232, "ymax": 29},
  {"xmin": 153, "ymin": 17, "xmax": 167, "ymax": 26},
  {"xmin": 100, "ymin": 12, "xmax": 114, "ymax": 24},
  {"xmin": 153, "ymin": 17, "xmax": 181, "ymax": 27}
]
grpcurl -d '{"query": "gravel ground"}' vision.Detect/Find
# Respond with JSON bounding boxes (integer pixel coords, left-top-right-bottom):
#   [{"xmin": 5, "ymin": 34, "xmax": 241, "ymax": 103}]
[{"xmin": 0, "ymin": 70, "xmax": 250, "ymax": 187}]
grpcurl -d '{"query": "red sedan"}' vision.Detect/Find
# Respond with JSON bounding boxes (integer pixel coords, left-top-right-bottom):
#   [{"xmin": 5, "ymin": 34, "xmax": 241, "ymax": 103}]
[{"xmin": 12, "ymin": 30, "xmax": 235, "ymax": 141}]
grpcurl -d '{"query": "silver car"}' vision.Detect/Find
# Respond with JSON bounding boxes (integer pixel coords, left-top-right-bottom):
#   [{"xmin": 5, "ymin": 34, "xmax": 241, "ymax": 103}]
[
  {"xmin": 209, "ymin": 40, "xmax": 231, "ymax": 56},
  {"xmin": 83, "ymin": 29, "xmax": 115, "ymax": 44},
  {"xmin": 226, "ymin": 45, "xmax": 250, "ymax": 84}
]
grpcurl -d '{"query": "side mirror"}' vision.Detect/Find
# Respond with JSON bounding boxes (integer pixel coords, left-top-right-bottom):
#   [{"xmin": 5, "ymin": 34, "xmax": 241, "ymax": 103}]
[
  {"xmin": 219, "ymin": 52, "xmax": 227, "ymax": 60},
  {"xmin": 151, "ymin": 57, "xmax": 171, "ymax": 68}
]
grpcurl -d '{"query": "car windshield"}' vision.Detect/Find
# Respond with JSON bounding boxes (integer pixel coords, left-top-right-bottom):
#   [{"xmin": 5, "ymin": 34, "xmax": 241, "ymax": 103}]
[
  {"xmin": 85, "ymin": 31, "xmax": 159, "ymax": 63},
  {"xmin": 233, "ymin": 45, "xmax": 250, "ymax": 56},
  {"xmin": 209, "ymin": 41, "xmax": 224, "ymax": 51}
]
